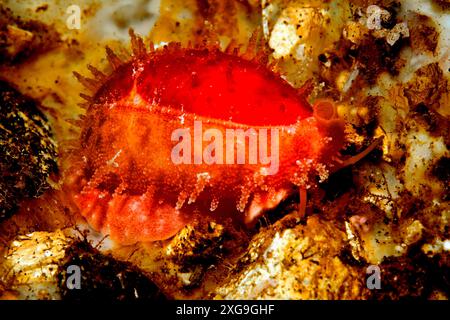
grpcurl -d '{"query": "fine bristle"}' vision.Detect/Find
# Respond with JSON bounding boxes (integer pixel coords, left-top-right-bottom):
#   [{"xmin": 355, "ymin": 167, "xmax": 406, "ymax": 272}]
[
  {"xmin": 87, "ymin": 64, "xmax": 107, "ymax": 81},
  {"xmin": 243, "ymin": 28, "xmax": 259, "ymax": 59},
  {"xmin": 79, "ymin": 93, "xmax": 93, "ymax": 102},
  {"xmin": 66, "ymin": 118, "xmax": 84, "ymax": 128},
  {"xmin": 105, "ymin": 46, "xmax": 123, "ymax": 70},
  {"xmin": 129, "ymin": 29, "xmax": 146, "ymax": 57},
  {"xmin": 225, "ymin": 39, "xmax": 238, "ymax": 54},
  {"xmin": 298, "ymin": 79, "xmax": 314, "ymax": 97},
  {"xmin": 77, "ymin": 102, "xmax": 90, "ymax": 110},
  {"xmin": 73, "ymin": 71, "xmax": 99, "ymax": 92},
  {"xmin": 267, "ymin": 60, "xmax": 278, "ymax": 72}
]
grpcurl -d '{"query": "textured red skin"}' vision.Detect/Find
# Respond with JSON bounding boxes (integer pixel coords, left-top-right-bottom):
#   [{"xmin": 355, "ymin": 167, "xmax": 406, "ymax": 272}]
[{"xmin": 72, "ymin": 47, "xmax": 345, "ymax": 245}]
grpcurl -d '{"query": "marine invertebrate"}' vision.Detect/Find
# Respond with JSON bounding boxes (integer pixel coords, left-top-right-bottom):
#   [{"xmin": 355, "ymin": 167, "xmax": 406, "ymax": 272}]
[{"xmin": 67, "ymin": 30, "xmax": 376, "ymax": 245}]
